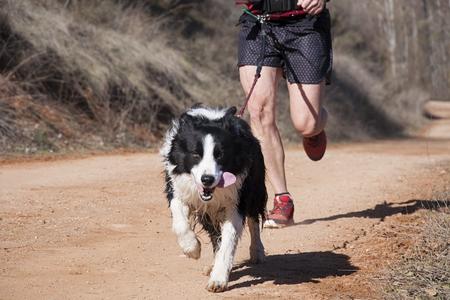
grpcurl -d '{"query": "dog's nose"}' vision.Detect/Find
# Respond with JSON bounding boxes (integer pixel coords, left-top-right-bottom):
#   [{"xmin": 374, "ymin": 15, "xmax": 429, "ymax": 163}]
[{"xmin": 201, "ymin": 174, "xmax": 215, "ymax": 187}]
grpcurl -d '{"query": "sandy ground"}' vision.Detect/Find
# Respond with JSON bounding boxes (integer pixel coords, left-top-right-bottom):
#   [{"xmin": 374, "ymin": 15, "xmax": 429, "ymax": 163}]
[{"xmin": 1, "ymin": 121, "xmax": 449, "ymax": 299}]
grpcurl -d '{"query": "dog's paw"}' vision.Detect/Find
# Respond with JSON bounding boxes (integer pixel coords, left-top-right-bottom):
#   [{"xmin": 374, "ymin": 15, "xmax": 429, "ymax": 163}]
[
  {"xmin": 183, "ymin": 238, "xmax": 201, "ymax": 259},
  {"xmin": 206, "ymin": 280, "xmax": 227, "ymax": 293},
  {"xmin": 179, "ymin": 232, "xmax": 201, "ymax": 259},
  {"xmin": 249, "ymin": 253, "xmax": 265, "ymax": 264},
  {"xmin": 206, "ymin": 268, "xmax": 229, "ymax": 293},
  {"xmin": 249, "ymin": 246, "xmax": 265, "ymax": 264}
]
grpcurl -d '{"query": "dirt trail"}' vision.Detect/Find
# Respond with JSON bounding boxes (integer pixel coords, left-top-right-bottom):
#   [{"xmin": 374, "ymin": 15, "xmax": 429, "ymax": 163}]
[{"xmin": 1, "ymin": 121, "xmax": 449, "ymax": 299}]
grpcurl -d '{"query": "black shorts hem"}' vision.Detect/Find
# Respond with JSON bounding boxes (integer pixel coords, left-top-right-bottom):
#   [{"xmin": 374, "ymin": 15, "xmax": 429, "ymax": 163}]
[{"xmin": 237, "ymin": 64, "xmax": 332, "ymax": 85}]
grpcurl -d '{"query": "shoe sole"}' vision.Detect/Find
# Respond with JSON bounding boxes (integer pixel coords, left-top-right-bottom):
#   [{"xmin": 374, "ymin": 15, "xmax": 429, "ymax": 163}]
[
  {"xmin": 263, "ymin": 218, "xmax": 294, "ymax": 229},
  {"xmin": 303, "ymin": 131, "xmax": 327, "ymax": 161}
]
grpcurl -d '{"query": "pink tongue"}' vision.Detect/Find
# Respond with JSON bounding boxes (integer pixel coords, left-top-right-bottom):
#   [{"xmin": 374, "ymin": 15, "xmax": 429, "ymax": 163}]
[{"xmin": 218, "ymin": 172, "xmax": 237, "ymax": 188}]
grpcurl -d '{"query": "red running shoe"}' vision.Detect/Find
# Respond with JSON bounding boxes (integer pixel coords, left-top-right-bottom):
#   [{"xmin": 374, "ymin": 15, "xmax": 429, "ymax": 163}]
[
  {"xmin": 303, "ymin": 130, "xmax": 327, "ymax": 161},
  {"xmin": 263, "ymin": 194, "xmax": 294, "ymax": 228}
]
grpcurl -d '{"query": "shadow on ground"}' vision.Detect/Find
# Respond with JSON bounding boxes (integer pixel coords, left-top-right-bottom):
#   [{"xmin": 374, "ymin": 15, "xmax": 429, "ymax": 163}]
[
  {"xmin": 228, "ymin": 251, "xmax": 357, "ymax": 290},
  {"xmin": 297, "ymin": 199, "xmax": 450, "ymax": 225}
]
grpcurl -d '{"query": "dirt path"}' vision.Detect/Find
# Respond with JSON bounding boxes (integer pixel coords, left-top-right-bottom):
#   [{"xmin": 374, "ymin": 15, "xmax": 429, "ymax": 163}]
[{"xmin": 1, "ymin": 123, "xmax": 449, "ymax": 299}]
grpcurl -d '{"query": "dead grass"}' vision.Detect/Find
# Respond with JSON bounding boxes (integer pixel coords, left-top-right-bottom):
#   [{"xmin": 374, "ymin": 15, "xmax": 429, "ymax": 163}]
[
  {"xmin": 380, "ymin": 190, "xmax": 450, "ymax": 299},
  {"xmin": 0, "ymin": 0, "xmax": 443, "ymax": 153},
  {"xmin": 4, "ymin": 0, "xmax": 191, "ymax": 116},
  {"xmin": 0, "ymin": 0, "xmax": 234, "ymax": 153}
]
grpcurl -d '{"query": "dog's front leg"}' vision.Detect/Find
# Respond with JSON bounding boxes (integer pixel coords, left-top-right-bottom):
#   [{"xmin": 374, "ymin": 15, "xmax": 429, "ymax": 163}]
[
  {"xmin": 206, "ymin": 209, "xmax": 244, "ymax": 293},
  {"xmin": 170, "ymin": 198, "xmax": 201, "ymax": 259}
]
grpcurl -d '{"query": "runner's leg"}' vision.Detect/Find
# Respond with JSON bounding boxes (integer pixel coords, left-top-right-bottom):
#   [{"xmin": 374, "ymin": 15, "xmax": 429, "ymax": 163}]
[
  {"xmin": 239, "ymin": 65, "xmax": 287, "ymax": 194},
  {"xmin": 288, "ymin": 81, "xmax": 328, "ymax": 137}
]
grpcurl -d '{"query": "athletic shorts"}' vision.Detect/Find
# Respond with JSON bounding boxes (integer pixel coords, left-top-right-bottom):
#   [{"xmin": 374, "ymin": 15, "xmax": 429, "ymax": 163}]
[{"xmin": 238, "ymin": 9, "xmax": 333, "ymax": 84}]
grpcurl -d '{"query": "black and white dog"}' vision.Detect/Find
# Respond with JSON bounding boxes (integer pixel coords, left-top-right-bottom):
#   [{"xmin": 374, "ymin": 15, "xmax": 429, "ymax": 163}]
[{"xmin": 161, "ymin": 105, "xmax": 267, "ymax": 292}]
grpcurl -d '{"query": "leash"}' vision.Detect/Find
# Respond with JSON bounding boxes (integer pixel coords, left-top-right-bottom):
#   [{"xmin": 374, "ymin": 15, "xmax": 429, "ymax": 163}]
[
  {"xmin": 236, "ymin": 8, "xmax": 301, "ymax": 117},
  {"xmin": 236, "ymin": 67, "xmax": 261, "ymax": 118},
  {"xmin": 237, "ymin": 9, "xmax": 269, "ymax": 118}
]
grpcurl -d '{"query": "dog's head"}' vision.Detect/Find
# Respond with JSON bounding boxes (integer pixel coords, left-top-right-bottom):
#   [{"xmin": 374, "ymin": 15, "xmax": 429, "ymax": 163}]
[{"xmin": 166, "ymin": 106, "xmax": 251, "ymax": 202}]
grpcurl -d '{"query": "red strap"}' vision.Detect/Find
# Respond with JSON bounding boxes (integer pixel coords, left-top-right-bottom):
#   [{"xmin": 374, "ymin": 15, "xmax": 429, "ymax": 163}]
[
  {"xmin": 237, "ymin": 2, "xmax": 306, "ymax": 19},
  {"xmin": 266, "ymin": 9, "xmax": 307, "ymax": 20}
]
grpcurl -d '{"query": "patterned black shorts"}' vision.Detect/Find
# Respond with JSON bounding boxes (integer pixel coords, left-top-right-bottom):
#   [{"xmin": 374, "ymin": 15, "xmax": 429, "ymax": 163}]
[{"xmin": 238, "ymin": 10, "xmax": 333, "ymax": 84}]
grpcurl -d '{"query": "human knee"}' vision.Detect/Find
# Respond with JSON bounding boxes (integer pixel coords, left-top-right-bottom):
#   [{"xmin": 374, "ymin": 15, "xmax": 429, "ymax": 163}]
[
  {"xmin": 292, "ymin": 108, "xmax": 327, "ymax": 136},
  {"xmin": 248, "ymin": 106, "xmax": 276, "ymax": 132},
  {"xmin": 292, "ymin": 115, "xmax": 322, "ymax": 137},
  {"xmin": 248, "ymin": 94, "xmax": 276, "ymax": 130}
]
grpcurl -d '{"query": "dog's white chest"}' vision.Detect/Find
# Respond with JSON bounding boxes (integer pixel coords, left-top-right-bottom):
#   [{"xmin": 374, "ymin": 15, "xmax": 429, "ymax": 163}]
[{"xmin": 172, "ymin": 173, "xmax": 242, "ymax": 217}]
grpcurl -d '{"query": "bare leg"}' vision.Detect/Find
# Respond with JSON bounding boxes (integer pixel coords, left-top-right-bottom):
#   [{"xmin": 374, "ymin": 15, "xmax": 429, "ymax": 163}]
[
  {"xmin": 288, "ymin": 81, "xmax": 328, "ymax": 137},
  {"xmin": 240, "ymin": 66, "xmax": 287, "ymax": 194}
]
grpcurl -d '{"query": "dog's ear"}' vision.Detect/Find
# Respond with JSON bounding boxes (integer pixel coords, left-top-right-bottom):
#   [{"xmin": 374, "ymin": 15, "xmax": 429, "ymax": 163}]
[
  {"xmin": 179, "ymin": 112, "xmax": 195, "ymax": 128},
  {"xmin": 224, "ymin": 112, "xmax": 252, "ymax": 140},
  {"xmin": 225, "ymin": 106, "xmax": 237, "ymax": 117},
  {"xmin": 222, "ymin": 106, "xmax": 238, "ymax": 130}
]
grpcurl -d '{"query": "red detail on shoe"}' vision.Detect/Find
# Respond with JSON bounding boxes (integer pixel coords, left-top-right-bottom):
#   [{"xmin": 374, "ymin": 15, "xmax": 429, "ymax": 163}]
[
  {"xmin": 266, "ymin": 194, "xmax": 294, "ymax": 225},
  {"xmin": 303, "ymin": 130, "xmax": 327, "ymax": 161}
]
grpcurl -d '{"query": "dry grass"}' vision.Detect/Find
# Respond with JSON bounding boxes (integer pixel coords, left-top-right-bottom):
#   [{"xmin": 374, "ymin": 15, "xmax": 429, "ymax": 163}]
[
  {"xmin": 0, "ymin": 76, "xmax": 19, "ymax": 140},
  {"xmin": 380, "ymin": 191, "xmax": 450, "ymax": 299},
  {"xmin": 3, "ymin": 0, "xmax": 192, "ymax": 118},
  {"xmin": 0, "ymin": 0, "xmax": 445, "ymax": 153},
  {"xmin": 0, "ymin": 0, "xmax": 236, "ymax": 152}
]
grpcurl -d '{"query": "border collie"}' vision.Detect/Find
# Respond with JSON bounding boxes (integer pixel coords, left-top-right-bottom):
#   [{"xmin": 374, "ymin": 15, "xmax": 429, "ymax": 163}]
[{"xmin": 161, "ymin": 105, "xmax": 267, "ymax": 292}]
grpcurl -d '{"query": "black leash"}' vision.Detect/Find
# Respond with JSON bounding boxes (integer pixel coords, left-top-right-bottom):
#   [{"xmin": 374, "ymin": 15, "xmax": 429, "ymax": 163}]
[{"xmin": 237, "ymin": 14, "xmax": 302, "ymax": 117}]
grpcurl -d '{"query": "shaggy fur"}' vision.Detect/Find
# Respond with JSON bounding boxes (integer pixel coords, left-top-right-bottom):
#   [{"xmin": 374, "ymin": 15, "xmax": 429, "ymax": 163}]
[{"xmin": 161, "ymin": 105, "xmax": 267, "ymax": 292}]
